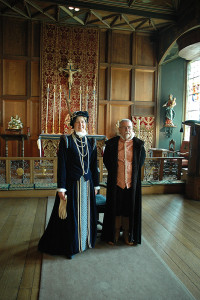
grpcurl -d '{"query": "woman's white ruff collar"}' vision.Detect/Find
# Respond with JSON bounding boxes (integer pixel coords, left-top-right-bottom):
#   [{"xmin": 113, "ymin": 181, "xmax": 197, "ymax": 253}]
[{"xmin": 74, "ymin": 130, "xmax": 87, "ymax": 138}]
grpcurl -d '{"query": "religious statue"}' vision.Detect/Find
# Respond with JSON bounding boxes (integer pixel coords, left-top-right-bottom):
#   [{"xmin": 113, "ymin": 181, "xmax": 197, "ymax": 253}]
[
  {"xmin": 163, "ymin": 94, "xmax": 176, "ymax": 127},
  {"xmin": 59, "ymin": 60, "xmax": 81, "ymax": 99}
]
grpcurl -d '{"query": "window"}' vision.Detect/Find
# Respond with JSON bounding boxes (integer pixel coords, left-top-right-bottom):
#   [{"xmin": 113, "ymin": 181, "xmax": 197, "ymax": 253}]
[{"xmin": 185, "ymin": 60, "xmax": 200, "ymax": 140}]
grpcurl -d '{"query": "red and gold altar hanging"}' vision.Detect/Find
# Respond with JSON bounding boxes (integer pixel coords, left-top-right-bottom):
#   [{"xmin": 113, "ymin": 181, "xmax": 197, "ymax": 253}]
[
  {"xmin": 41, "ymin": 24, "xmax": 99, "ymax": 135},
  {"xmin": 132, "ymin": 116, "xmax": 155, "ymax": 156}
]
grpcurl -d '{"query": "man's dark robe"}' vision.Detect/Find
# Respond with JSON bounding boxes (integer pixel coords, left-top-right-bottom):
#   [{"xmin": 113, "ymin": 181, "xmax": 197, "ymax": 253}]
[{"xmin": 101, "ymin": 136, "xmax": 146, "ymax": 244}]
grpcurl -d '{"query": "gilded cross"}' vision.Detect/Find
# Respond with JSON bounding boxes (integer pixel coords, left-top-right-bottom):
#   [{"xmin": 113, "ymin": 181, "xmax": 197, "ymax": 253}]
[{"xmin": 59, "ymin": 60, "xmax": 81, "ymax": 96}]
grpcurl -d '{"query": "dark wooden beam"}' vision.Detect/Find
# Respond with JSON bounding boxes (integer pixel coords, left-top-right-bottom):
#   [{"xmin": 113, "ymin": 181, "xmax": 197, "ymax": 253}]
[
  {"xmin": 135, "ymin": 19, "xmax": 148, "ymax": 30},
  {"xmin": 110, "ymin": 15, "xmax": 119, "ymax": 27},
  {"xmin": 39, "ymin": 0, "xmax": 177, "ymax": 21}
]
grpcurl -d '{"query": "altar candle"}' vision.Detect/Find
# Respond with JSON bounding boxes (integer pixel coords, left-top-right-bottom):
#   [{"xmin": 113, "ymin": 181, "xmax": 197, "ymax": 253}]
[
  {"xmin": 59, "ymin": 85, "xmax": 62, "ymax": 133},
  {"xmin": 93, "ymin": 84, "xmax": 96, "ymax": 117},
  {"xmin": 137, "ymin": 118, "xmax": 140, "ymax": 129},
  {"xmin": 53, "ymin": 85, "xmax": 56, "ymax": 133},
  {"xmin": 137, "ymin": 118, "xmax": 140, "ymax": 137},
  {"xmin": 46, "ymin": 83, "xmax": 50, "ymax": 133},
  {"xmin": 86, "ymin": 85, "xmax": 88, "ymax": 111},
  {"xmin": 80, "ymin": 86, "xmax": 82, "ymax": 110}
]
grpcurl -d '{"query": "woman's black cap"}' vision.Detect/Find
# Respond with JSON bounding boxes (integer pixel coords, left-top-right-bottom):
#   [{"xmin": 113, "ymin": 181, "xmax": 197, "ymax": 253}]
[{"xmin": 70, "ymin": 111, "xmax": 89, "ymax": 127}]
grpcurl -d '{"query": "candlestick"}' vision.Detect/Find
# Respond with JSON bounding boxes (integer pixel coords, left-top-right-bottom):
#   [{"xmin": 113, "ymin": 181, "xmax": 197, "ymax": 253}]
[
  {"xmin": 45, "ymin": 83, "xmax": 50, "ymax": 133},
  {"xmin": 93, "ymin": 85, "xmax": 96, "ymax": 134},
  {"xmin": 80, "ymin": 86, "xmax": 82, "ymax": 111},
  {"xmin": 58, "ymin": 85, "xmax": 62, "ymax": 134},
  {"xmin": 86, "ymin": 85, "xmax": 88, "ymax": 111},
  {"xmin": 137, "ymin": 118, "xmax": 140, "ymax": 138},
  {"xmin": 52, "ymin": 85, "xmax": 56, "ymax": 134}
]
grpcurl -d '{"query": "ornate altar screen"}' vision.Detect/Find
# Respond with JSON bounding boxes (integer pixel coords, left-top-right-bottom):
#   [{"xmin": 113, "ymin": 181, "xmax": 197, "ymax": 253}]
[{"xmin": 41, "ymin": 24, "xmax": 99, "ymax": 135}]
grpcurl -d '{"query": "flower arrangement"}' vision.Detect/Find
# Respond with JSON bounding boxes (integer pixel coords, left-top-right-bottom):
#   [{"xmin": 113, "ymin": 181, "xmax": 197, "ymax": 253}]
[{"xmin": 8, "ymin": 115, "xmax": 23, "ymax": 130}]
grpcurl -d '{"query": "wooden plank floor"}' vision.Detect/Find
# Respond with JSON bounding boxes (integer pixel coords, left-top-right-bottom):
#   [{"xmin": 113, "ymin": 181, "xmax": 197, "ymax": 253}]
[
  {"xmin": 0, "ymin": 194, "xmax": 200, "ymax": 300},
  {"xmin": 0, "ymin": 197, "xmax": 47, "ymax": 300},
  {"xmin": 142, "ymin": 194, "xmax": 200, "ymax": 300}
]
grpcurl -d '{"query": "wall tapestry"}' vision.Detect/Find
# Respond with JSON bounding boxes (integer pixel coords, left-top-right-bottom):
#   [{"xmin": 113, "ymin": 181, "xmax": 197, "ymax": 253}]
[{"xmin": 41, "ymin": 24, "xmax": 99, "ymax": 135}]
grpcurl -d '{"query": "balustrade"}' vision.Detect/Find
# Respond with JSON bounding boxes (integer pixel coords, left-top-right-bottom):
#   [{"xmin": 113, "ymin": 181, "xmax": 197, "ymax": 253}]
[{"xmin": 0, "ymin": 156, "xmax": 185, "ymax": 192}]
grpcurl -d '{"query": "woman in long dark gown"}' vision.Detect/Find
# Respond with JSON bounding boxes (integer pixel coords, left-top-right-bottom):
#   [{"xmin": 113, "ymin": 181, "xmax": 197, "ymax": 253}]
[{"xmin": 38, "ymin": 111, "xmax": 99, "ymax": 259}]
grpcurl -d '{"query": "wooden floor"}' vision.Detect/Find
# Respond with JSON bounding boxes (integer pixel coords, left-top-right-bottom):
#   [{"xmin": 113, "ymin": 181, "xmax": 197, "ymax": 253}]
[
  {"xmin": 0, "ymin": 194, "xmax": 200, "ymax": 300},
  {"xmin": 0, "ymin": 197, "xmax": 47, "ymax": 300},
  {"xmin": 142, "ymin": 194, "xmax": 200, "ymax": 300}
]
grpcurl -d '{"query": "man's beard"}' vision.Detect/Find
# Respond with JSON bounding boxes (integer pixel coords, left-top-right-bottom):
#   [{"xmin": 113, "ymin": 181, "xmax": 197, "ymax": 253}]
[
  {"xmin": 125, "ymin": 132, "xmax": 131, "ymax": 140},
  {"xmin": 117, "ymin": 131, "xmax": 135, "ymax": 140}
]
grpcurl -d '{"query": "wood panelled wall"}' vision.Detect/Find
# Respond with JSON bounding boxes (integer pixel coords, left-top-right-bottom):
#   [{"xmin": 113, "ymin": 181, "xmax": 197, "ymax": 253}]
[
  {"xmin": 0, "ymin": 17, "xmax": 157, "ymax": 156},
  {"xmin": 98, "ymin": 29, "xmax": 157, "ymax": 138},
  {"xmin": 0, "ymin": 17, "xmax": 40, "ymax": 157}
]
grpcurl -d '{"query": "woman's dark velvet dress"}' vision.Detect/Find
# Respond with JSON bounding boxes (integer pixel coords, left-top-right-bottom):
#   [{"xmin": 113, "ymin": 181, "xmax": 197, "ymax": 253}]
[
  {"xmin": 101, "ymin": 136, "xmax": 146, "ymax": 244},
  {"xmin": 38, "ymin": 134, "xmax": 99, "ymax": 256}
]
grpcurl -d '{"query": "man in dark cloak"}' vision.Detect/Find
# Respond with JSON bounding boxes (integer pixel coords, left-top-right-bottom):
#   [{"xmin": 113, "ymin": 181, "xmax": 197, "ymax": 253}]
[{"xmin": 101, "ymin": 119, "xmax": 146, "ymax": 246}]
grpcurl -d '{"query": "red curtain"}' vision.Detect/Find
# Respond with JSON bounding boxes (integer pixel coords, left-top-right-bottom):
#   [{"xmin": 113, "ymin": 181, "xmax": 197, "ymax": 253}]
[{"xmin": 41, "ymin": 24, "xmax": 99, "ymax": 134}]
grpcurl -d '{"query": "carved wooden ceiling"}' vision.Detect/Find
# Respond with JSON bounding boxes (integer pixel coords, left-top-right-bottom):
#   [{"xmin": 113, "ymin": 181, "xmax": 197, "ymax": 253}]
[{"xmin": 0, "ymin": 0, "xmax": 181, "ymax": 33}]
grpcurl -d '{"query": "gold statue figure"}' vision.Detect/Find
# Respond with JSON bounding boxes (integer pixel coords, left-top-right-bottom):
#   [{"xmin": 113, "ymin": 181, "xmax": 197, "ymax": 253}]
[{"xmin": 59, "ymin": 60, "xmax": 81, "ymax": 99}]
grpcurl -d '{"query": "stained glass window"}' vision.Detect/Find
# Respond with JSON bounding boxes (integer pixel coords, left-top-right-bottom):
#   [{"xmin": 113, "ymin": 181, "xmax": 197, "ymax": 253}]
[{"xmin": 185, "ymin": 60, "xmax": 200, "ymax": 140}]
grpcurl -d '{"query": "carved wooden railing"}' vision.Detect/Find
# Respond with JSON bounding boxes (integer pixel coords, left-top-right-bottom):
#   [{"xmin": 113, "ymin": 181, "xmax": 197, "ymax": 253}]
[
  {"xmin": 98, "ymin": 156, "xmax": 185, "ymax": 184},
  {"xmin": 0, "ymin": 157, "xmax": 57, "ymax": 185},
  {"xmin": 0, "ymin": 156, "xmax": 185, "ymax": 189},
  {"xmin": 142, "ymin": 157, "xmax": 184, "ymax": 182}
]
